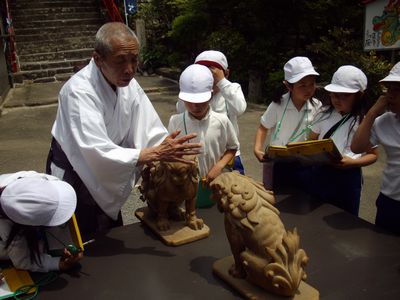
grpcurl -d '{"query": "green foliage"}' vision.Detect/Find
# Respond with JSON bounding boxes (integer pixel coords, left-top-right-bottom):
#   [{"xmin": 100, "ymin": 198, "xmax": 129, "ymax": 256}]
[
  {"xmin": 308, "ymin": 27, "xmax": 391, "ymax": 106},
  {"xmin": 140, "ymin": 45, "xmax": 168, "ymax": 69},
  {"xmin": 136, "ymin": 0, "xmax": 392, "ymax": 104},
  {"xmin": 136, "ymin": 0, "xmax": 187, "ymax": 69},
  {"xmin": 206, "ymin": 29, "xmax": 246, "ymax": 81}
]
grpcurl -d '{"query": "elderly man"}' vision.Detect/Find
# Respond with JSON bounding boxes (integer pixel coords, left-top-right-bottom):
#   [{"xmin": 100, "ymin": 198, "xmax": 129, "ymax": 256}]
[{"xmin": 46, "ymin": 22, "xmax": 200, "ymax": 239}]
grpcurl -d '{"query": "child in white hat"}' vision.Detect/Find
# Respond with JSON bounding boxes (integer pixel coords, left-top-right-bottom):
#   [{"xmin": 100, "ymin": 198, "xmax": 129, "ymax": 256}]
[
  {"xmin": 309, "ymin": 65, "xmax": 378, "ymax": 216},
  {"xmin": 253, "ymin": 56, "xmax": 322, "ymax": 190},
  {"xmin": 176, "ymin": 50, "xmax": 247, "ymax": 174},
  {"xmin": 351, "ymin": 62, "xmax": 400, "ymax": 232},
  {"xmin": 168, "ymin": 64, "xmax": 240, "ymax": 206},
  {"xmin": 0, "ymin": 171, "xmax": 82, "ymax": 272}
]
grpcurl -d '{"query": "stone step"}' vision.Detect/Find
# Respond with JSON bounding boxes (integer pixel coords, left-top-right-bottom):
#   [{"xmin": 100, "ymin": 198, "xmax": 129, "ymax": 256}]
[
  {"xmin": 10, "ymin": 0, "xmax": 97, "ymax": 10},
  {"xmin": 18, "ymin": 48, "xmax": 93, "ymax": 63},
  {"xmin": 15, "ymin": 30, "xmax": 98, "ymax": 43},
  {"xmin": 13, "ymin": 11, "xmax": 100, "ymax": 22},
  {"xmin": 20, "ymin": 58, "xmax": 91, "ymax": 71},
  {"xmin": 14, "ymin": 24, "xmax": 101, "ymax": 35},
  {"xmin": 16, "ymin": 37, "xmax": 94, "ymax": 55},
  {"xmin": 13, "ymin": 18, "xmax": 102, "ymax": 30},
  {"xmin": 11, "ymin": 6, "xmax": 97, "ymax": 17},
  {"xmin": 13, "ymin": 66, "xmax": 75, "ymax": 83},
  {"xmin": 9, "ymin": 0, "xmax": 103, "ymax": 85}
]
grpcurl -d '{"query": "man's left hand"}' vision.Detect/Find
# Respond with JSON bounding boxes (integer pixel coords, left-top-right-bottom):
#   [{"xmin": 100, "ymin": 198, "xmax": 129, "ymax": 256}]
[{"xmin": 138, "ymin": 130, "xmax": 202, "ymax": 165}]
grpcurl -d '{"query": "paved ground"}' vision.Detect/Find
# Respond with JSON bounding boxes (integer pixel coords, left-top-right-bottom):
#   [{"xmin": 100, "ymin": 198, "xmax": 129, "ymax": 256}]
[{"xmin": 0, "ymin": 75, "xmax": 385, "ymax": 225}]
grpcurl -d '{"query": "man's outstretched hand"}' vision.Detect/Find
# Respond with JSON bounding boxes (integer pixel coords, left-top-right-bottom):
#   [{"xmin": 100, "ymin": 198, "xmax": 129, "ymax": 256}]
[{"xmin": 138, "ymin": 130, "xmax": 202, "ymax": 165}]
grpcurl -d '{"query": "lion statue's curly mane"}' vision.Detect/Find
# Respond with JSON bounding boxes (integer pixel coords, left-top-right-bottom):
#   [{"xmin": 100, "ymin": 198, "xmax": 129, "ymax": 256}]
[{"xmin": 210, "ymin": 172, "xmax": 308, "ymax": 297}]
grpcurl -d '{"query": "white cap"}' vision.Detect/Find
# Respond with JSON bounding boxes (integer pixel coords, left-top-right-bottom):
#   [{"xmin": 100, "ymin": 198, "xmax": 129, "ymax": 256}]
[
  {"xmin": 0, "ymin": 177, "xmax": 77, "ymax": 226},
  {"xmin": 380, "ymin": 62, "xmax": 400, "ymax": 82},
  {"xmin": 325, "ymin": 65, "xmax": 367, "ymax": 93},
  {"xmin": 284, "ymin": 56, "xmax": 319, "ymax": 83},
  {"xmin": 179, "ymin": 64, "xmax": 213, "ymax": 103},
  {"xmin": 195, "ymin": 50, "xmax": 228, "ymax": 71}
]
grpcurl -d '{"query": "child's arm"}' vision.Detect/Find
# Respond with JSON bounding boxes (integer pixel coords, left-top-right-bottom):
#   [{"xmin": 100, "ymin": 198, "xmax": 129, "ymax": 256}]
[
  {"xmin": 351, "ymin": 95, "xmax": 387, "ymax": 153},
  {"xmin": 206, "ymin": 149, "xmax": 236, "ymax": 184},
  {"xmin": 254, "ymin": 124, "xmax": 269, "ymax": 162},
  {"xmin": 214, "ymin": 68, "xmax": 247, "ymax": 117},
  {"xmin": 335, "ymin": 147, "xmax": 378, "ymax": 169}
]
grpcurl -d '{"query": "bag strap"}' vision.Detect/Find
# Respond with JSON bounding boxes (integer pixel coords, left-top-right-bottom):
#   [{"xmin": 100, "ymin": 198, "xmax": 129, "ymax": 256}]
[{"xmin": 322, "ymin": 114, "xmax": 350, "ymax": 139}]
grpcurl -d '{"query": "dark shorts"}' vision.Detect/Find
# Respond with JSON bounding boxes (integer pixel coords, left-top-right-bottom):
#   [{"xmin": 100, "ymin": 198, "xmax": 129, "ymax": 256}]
[
  {"xmin": 233, "ymin": 155, "xmax": 245, "ymax": 175},
  {"xmin": 311, "ymin": 166, "xmax": 362, "ymax": 216},
  {"xmin": 375, "ymin": 193, "xmax": 400, "ymax": 234}
]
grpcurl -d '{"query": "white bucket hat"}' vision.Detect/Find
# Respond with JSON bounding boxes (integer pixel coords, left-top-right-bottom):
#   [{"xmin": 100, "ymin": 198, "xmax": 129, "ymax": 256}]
[
  {"xmin": 195, "ymin": 50, "xmax": 228, "ymax": 71},
  {"xmin": 380, "ymin": 61, "xmax": 400, "ymax": 82},
  {"xmin": 284, "ymin": 56, "xmax": 319, "ymax": 83},
  {"xmin": 179, "ymin": 64, "xmax": 213, "ymax": 103},
  {"xmin": 0, "ymin": 177, "xmax": 77, "ymax": 226},
  {"xmin": 325, "ymin": 65, "xmax": 367, "ymax": 93}
]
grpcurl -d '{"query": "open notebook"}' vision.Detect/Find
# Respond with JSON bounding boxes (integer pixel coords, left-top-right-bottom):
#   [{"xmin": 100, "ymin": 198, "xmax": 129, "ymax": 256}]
[
  {"xmin": 265, "ymin": 138, "xmax": 343, "ymax": 165},
  {"xmin": 0, "ymin": 268, "xmax": 36, "ymax": 299}
]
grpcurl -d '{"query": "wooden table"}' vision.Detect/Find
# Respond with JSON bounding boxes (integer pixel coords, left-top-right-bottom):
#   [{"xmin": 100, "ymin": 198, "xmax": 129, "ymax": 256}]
[{"xmin": 36, "ymin": 192, "xmax": 400, "ymax": 299}]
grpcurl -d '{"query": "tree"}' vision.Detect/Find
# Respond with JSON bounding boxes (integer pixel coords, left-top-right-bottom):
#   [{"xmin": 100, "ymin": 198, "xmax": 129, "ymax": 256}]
[{"xmin": 137, "ymin": 0, "xmax": 391, "ymax": 103}]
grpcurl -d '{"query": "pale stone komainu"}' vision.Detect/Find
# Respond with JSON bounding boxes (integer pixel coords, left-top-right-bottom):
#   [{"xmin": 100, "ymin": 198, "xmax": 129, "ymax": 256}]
[{"xmin": 210, "ymin": 172, "xmax": 309, "ymax": 297}]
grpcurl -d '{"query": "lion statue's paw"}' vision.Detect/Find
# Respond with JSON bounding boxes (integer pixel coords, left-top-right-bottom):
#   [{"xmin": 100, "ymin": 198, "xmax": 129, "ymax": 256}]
[
  {"xmin": 156, "ymin": 217, "xmax": 171, "ymax": 231},
  {"xmin": 228, "ymin": 263, "xmax": 246, "ymax": 278},
  {"xmin": 186, "ymin": 216, "xmax": 204, "ymax": 230}
]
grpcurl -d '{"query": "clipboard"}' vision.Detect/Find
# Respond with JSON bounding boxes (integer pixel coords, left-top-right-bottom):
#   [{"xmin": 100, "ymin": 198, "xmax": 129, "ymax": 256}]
[{"xmin": 265, "ymin": 138, "xmax": 343, "ymax": 165}]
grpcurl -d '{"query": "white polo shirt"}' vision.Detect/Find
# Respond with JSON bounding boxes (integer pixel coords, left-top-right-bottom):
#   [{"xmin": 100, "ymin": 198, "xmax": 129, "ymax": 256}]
[
  {"xmin": 176, "ymin": 78, "xmax": 246, "ymax": 155},
  {"xmin": 311, "ymin": 109, "xmax": 362, "ymax": 159},
  {"xmin": 168, "ymin": 109, "xmax": 239, "ymax": 177},
  {"xmin": 261, "ymin": 93, "xmax": 321, "ymax": 146},
  {"xmin": 370, "ymin": 112, "xmax": 400, "ymax": 201}
]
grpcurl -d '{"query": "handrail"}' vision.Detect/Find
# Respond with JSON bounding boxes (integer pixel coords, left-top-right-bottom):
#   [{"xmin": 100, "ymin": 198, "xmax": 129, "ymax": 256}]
[
  {"xmin": 102, "ymin": 0, "xmax": 124, "ymax": 23},
  {"xmin": 4, "ymin": 0, "xmax": 18, "ymax": 73}
]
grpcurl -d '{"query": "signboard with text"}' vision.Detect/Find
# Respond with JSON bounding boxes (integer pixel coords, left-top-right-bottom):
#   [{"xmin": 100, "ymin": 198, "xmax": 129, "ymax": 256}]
[{"xmin": 364, "ymin": 0, "xmax": 400, "ymax": 50}]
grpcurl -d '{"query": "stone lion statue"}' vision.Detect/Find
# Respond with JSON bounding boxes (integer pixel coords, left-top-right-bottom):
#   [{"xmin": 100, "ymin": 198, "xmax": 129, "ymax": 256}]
[
  {"xmin": 210, "ymin": 172, "xmax": 308, "ymax": 297},
  {"xmin": 139, "ymin": 155, "xmax": 204, "ymax": 231}
]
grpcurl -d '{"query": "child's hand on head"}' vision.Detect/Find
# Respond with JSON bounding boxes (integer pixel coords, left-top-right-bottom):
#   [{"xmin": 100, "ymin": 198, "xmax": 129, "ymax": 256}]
[
  {"xmin": 209, "ymin": 66, "xmax": 225, "ymax": 83},
  {"xmin": 369, "ymin": 95, "xmax": 388, "ymax": 117}
]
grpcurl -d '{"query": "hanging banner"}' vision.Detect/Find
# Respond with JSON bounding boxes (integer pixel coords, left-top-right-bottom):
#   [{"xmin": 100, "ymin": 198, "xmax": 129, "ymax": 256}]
[
  {"xmin": 364, "ymin": 0, "xmax": 400, "ymax": 50},
  {"xmin": 125, "ymin": 0, "xmax": 137, "ymax": 15}
]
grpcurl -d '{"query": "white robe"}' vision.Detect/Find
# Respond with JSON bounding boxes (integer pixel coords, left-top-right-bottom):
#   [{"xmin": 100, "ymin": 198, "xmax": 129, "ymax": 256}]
[{"xmin": 51, "ymin": 59, "xmax": 168, "ymax": 220}]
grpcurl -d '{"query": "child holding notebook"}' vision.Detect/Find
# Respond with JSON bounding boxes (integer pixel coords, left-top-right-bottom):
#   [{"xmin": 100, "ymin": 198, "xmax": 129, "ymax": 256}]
[
  {"xmin": 309, "ymin": 65, "xmax": 378, "ymax": 216},
  {"xmin": 254, "ymin": 56, "xmax": 322, "ymax": 190}
]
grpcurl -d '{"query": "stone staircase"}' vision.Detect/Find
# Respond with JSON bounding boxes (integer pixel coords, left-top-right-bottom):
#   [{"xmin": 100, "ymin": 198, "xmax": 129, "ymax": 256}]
[{"xmin": 10, "ymin": 0, "xmax": 105, "ymax": 84}]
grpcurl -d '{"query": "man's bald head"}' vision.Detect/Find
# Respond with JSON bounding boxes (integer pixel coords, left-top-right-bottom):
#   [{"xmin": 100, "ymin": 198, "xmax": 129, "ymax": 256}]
[{"xmin": 94, "ymin": 22, "xmax": 139, "ymax": 57}]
